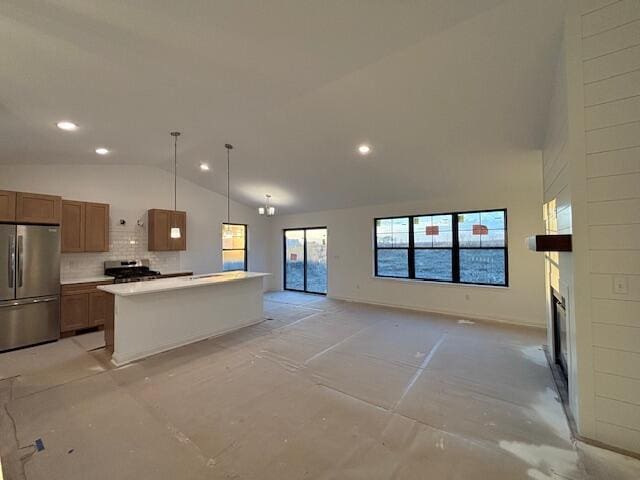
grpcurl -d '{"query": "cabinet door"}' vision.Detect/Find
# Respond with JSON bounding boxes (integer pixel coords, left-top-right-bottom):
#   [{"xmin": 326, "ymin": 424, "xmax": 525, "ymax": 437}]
[
  {"xmin": 148, "ymin": 209, "xmax": 170, "ymax": 251},
  {"xmin": 85, "ymin": 202, "xmax": 109, "ymax": 252},
  {"xmin": 169, "ymin": 211, "xmax": 187, "ymax": 251},
  {"xmin": 61, "ymin": 200, "xmax": 85, "ymax": 252},
  {"xmin": 16, "ymin": 192, "xmax": 62, "ymax": 225},
  {"xmin": 0, "ymin": 190, "xmax": 16, "ymax": 222},
  {"xmin": 88, "ymin": 291, "xmax": 113, "ymax": 327},
  {"xmin": 60, "ymin": 293, "xmax": 89, "ymax": 332}
]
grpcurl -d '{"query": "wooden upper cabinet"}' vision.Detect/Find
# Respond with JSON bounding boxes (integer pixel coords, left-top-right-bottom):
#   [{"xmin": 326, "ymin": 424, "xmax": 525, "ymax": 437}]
[
  {"xmin": 148, "ymin": 209, "xmax": 186, "ymax": 251},
  {"xmin": 61, "ymin": 200, "xmax": 109, "ymax": 253},
  {"xmin": 0, "ymin": 190, "xmax": 17, "ymax": 222},
  {"xmin": 85, "ymin": 202, "xmax": 109, "ymax": 252},
  {"xmin": 16, "ymin": 192, "xmax": 61, "ymax": 224},
  {"xmin": 61, "ymin": 201, "xmax": 85, "ymax": 252},
  {"xmin": 148, "ymin": 209, "xmax": 170, "ymax": 251},
  {"xmin": 169, "ymin": 210, "xmax": 186, "ymax": 251}
]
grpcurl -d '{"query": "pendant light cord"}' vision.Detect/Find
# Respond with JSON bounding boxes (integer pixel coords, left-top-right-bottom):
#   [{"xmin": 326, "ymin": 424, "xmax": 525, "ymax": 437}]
[
  {"xmin": 174, "ymin": 134, "xmax": 177, "ymax": 211},
  {"xmin": 225, "ymin": 143, "xmax": 233, "ymax": 225}
]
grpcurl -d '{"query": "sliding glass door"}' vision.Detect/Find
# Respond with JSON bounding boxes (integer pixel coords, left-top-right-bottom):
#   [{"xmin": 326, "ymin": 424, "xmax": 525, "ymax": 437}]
[{"xmin": 284, "ymin": 227, "xmax": 327, "ymax": 294}]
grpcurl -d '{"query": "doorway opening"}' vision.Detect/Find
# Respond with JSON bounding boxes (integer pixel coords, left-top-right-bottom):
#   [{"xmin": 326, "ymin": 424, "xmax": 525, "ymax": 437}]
[{"xmin": 283, "ymin": 227, "xmax": 327, "ymax": 295}]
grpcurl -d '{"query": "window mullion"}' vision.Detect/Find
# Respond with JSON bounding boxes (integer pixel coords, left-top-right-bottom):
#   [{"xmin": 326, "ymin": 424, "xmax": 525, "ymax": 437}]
[
  {"xmin": 452, "ymin": 214, "xmax": 460, "ymax": 283},
  {"xmin": 408, "ymin": 217, "xmax": 415, "ymax": 279}
]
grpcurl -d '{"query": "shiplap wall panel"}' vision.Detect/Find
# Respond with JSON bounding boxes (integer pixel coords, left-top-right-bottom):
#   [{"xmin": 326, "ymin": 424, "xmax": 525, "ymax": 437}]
[
  {"xmin": 587, "ymin": 145, "xmax": 640, "ymax": 177},
  {"xmin": 582, "ymin": 0, "xmax": 640, "ymax": 38},
  {"xmin": 585, "ymin": 69, "xmax": 640, "ymax": 105},
  {"xmin": 592, "ymin": 298, "xmax": 640, "ymax": 326},
  {"xmin": 595, "ymin": 346, "xmax": 640, "ymax": 378},
  {"xmin": 583, "ymin": 19, "xmax": 640, "ymax": 59},
  {"xmin": 595, "ymin": 396, "xmax": 640, "ymax": 430},
  {"xmin": 583, "ymin": 44, "xmax": 640, "ymax": 83},
  {"xmin": 587, "ymin": 172, "xmax": 640, "ymax": 200},
  {"xmin": 593, "ymin": 323, "xmax": 640, "ymax": 352},
  {"xmin": 588, "ymin": 198, "xmax": 640, "ymax": 224},
  {"xmin": 590, "ymin": 250, "xmax": 640, "ymax": 274},
  {"xmin": 556, "ymin": 185, "xmax": 572, "ymax": 212},
  {"xmin": 545, "ymin": 164, "xmax": 570, "ymax": 202},
  {"xmin": 596, "ymin": 373, "xmax": 640, "ymax": 405},
  {"xmin": 596, "ymin": 421, "xmax": 640, "ymax": 452},
  {"xmin": 591, "ymin": 273, "xmax": 640, "ymax": 301},
  {"xmin": 585, "ymin": 95, "xmax": 640, "ymax": 130},
  {"xmin": 589, "ymin": 224, "xmax": 640, "ymax": 249},
  {"xmin": 586, "ymin": 121, "xmax": 640, "ymax": 153}
]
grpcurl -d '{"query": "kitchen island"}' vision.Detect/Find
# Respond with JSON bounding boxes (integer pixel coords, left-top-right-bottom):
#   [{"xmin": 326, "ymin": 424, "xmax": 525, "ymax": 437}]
[{"xmin": 98, "ymin": 272, "xmax": 269, "ymax": 366}]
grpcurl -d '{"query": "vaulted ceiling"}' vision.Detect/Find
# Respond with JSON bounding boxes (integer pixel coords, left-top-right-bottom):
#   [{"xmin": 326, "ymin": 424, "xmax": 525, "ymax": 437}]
[{"xmin": 1, "ymin": 0, "xmax": 565, "ymax": 213}]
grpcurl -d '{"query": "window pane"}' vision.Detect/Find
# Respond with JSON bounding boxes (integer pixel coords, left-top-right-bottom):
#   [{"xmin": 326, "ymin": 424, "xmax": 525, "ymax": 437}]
[
  {"xmin": 414, "ymin": 214, "xmax": 452, "ymax": 247},
  {"xmin": 460, "ymin": 249, "xmax": 506, "ymax": 285},
  {"xmin": 223, "ymin": 224, "xmax": 245, "ymax": 250},
  {"xmin": 415, "ymin": 249, "xmax": 452, "ymax": 281},
  {"xmin": 376, "ymin": 217, "xmax": 409, "ymax": 247},
  {"xmin": 306, "ymin": 229, "xmax": 327, "ymax": 294},
  {"xmin": 377, "ymin": 249, "xmax": 408, "ymax": 277},
  {"xmin": 458, "ymin": 211, "xmax": 505, "ymax": 247},
  {"xmin": 223, "ymin": 250, "xmax": 245, "ymax": 271},
  {"xmin": 285, "ymin": 230, "xmax": 305, "ymax": 290}
]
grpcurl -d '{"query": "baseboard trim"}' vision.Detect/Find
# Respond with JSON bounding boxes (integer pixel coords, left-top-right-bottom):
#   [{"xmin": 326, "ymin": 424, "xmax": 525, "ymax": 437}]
[{"xmin": 329, "ymin": 294, "xmax": 546, "ymax": 330}]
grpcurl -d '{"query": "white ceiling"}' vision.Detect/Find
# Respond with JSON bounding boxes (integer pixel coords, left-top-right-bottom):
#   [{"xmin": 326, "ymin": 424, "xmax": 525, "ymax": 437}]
[{"xmin": 0, "ymin": 0, "xmax": 565, "ymax": 214}]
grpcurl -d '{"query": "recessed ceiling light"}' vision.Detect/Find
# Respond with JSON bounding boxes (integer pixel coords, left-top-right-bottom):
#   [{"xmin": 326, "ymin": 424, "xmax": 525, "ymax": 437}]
[
  {"xmin": 95, "ymin": 147, "xmax": 109, "ymax": 155},
  {"xmin": 200, "ymin": 163, "xmax": 210, "ymax": 171},
  {"xmin": 358, "ymin": 144, "xmax": 371, "ymax": 155},
  {"xmin": 57, "ymin": 121, "xmax": 78, "ymax": 131}
]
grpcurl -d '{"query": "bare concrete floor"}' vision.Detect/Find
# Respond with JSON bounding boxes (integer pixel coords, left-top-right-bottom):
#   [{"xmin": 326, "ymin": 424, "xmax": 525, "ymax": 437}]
[{"xmin": 1, "ymin": 292, "xmax": 639, "ymax": 479}]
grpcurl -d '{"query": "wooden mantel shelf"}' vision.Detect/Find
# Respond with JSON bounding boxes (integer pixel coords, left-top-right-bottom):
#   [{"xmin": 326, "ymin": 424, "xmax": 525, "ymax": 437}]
[{"xmin": 527, "ymin": 234, "xmax": 572, "ymax": 252}]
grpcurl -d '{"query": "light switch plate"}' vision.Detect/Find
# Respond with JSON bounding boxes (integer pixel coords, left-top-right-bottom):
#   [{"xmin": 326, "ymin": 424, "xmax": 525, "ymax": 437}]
[{"xmin": 613, "ymin": 276, "xmax": 628, "ymax": 295}]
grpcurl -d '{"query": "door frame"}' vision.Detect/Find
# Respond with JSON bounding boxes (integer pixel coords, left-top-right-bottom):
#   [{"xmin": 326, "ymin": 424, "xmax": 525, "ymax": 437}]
[{"xmin": 283, "ymin": 226, "xmax": 327, "ymax": 295}]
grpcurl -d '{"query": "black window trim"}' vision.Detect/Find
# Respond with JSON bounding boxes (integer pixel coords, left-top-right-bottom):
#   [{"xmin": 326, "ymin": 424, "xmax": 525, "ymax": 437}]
[
  {"xmin": 222, "ymin": 222, "xmax": 248, "ymax": 272},
  {"xmin": 374, "ymin": 208, "xmax": 508, "ymax": 287}
]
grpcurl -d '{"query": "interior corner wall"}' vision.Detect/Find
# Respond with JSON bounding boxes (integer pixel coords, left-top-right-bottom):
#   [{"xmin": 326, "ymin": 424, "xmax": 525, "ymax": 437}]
[
  {"xmin": 0, "ymin": 164, "xmax": 270, "ymax": 278},
  {"xmin": 268, "ymin": 150, "xmax": 546, "ymax": 328}
]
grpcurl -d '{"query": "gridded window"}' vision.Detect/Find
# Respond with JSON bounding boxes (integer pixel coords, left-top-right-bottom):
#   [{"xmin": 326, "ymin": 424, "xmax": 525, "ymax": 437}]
[
  {"xmin": 222, "ymin": 223, "xmax": 247, "ymax": 271},
  {"xmin": 375, "ymin": 217, "xmax": 409, "ymax": 278},
  {"xmin": 374, "ymin": 209, "xmax": 507, "ymax": 286}
]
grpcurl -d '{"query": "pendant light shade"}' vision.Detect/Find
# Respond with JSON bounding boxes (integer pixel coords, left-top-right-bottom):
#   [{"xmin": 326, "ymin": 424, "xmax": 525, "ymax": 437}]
[
  {"xmin": 170, "ymin": 131, "xmax": 181, "ymax": 239},
  {"xmin": 258, "ymin": 194, "xmax": 275, "ymax": 216}
]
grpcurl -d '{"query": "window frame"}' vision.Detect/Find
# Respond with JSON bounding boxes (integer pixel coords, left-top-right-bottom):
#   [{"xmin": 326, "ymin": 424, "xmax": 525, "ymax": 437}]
[
  {"xmin": 374, "ymin": 209, "xmax": 508, "ymax": 287},
  {"xmin": 222, "ymin": 223, "xmax": 248, "ymax": 272}
]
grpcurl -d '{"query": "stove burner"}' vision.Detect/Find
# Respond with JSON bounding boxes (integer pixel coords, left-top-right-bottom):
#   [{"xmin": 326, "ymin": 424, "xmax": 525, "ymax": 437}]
[{"xmin": 104, "ymin": 259, "xmax": 161, "ymax": 284}]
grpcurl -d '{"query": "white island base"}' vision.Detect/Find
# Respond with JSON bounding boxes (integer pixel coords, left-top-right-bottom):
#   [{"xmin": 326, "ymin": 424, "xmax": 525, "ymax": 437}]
[{"xmin": 98, "ymin": 272, "xmax": 269, "ymax": 366}]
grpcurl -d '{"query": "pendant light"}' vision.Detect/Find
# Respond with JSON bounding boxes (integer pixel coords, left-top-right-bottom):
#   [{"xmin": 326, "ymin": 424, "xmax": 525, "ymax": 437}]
[
  {"xmin": 258, "ymin": 194, "xmax": 275, "ymax": 216},
  {"xmin": 223, "ymin": 143, "xmax": 234, "ymax": 240},
  {"xmin": 170, "ymin": 131, "xmax": 181, "ymax": 239}
]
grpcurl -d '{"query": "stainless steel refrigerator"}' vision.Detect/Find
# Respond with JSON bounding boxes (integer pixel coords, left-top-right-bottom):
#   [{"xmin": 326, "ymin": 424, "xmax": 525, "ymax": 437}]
[{"xmin": 0, "ymin": 224, "xmax": 60, "ymax": 351}]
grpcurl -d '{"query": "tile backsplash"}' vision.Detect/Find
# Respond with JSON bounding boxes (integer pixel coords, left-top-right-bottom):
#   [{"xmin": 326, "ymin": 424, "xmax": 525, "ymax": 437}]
[{"xmin": 61, "ymin": 223, "xmax": 180, "ymax": 279}]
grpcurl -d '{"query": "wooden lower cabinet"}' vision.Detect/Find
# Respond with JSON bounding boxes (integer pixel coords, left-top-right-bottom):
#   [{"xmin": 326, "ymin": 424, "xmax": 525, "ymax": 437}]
[
  {"xmin": 61, "ymin": 281, "xmax": 114, "ymax": 333},
  {"xmin": 60, "ymin": 293, "xmax": 89, "ymax": 332},
  {"xmin": 88, "ymin": 291, "xmax": 113, "ymax": 327}
]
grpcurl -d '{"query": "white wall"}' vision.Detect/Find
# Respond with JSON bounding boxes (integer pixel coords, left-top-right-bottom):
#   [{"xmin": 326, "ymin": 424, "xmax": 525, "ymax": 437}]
[
  {"xmin": 0, "ymin": 164, "xmax": 270, "ymax": 279},
  {"xmin": 545, "ymin": 0, "xmax": 640, "ymax": 455},
  {"xmin": 581, "ymin": 0, "xmax": 640, "ymax": 453},
  {"xmin": 268, "ymin": 150, "xmax": 547, "ymax": 327}
]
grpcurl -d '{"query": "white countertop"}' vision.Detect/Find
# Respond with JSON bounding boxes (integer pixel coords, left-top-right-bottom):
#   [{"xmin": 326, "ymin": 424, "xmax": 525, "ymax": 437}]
[
  {"xmin": 97, "ymin": 271, "xmax": 270, "ymax": 297},
  {"xmin": 61, "ymin": 275, "xmax": 114, "ymax": 285}
]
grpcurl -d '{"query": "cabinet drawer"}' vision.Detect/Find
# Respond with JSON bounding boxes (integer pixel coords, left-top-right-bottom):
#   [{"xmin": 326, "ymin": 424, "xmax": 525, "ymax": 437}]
[{"xmin": 61, "ymin": 280, "xmax": 113, "ymax": 296}]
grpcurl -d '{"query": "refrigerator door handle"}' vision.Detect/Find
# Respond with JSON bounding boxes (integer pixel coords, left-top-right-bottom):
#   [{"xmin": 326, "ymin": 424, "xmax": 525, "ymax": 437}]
[
  {"xmin": 8, "ymin": 234, "xmax": 15, "ymax": 288},
  {"xmin": 17, "ymin": 234, "xmax": 23, "ymax": 287}
]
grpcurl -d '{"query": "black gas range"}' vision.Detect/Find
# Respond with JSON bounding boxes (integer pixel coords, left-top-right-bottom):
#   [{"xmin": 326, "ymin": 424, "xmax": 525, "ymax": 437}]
[{"xmin": 104, "ymin": 259, "xmax": 161, "ymax": 284}]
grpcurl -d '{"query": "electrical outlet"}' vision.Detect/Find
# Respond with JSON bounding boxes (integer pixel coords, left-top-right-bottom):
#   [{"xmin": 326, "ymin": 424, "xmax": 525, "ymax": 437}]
[{"xmin": 613, "ymin": 276, "xmax": 628, "ymax": 295}]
